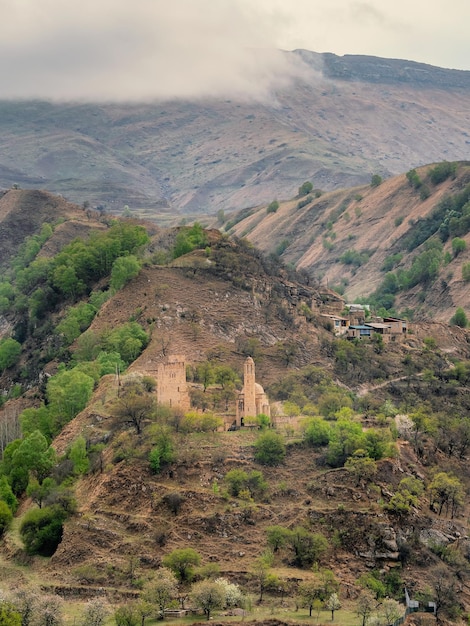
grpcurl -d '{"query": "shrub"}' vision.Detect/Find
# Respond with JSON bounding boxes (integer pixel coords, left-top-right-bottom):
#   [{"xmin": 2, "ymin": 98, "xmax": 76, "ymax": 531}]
[
  {"xmin": 162, "ymin": 548, "xmax": 201, "ymax": 583},
  {"xmin": 462, "ymin": 262, "xmax": 470, "ymax": 282},
  {"xmin": 266, "ymin": 200, "xmax": 279, "ymax": 214},
  {"xmin": 297, "ymin": 195, "xmax": 313, "ymax": 209},
  {"xmin": 451, "ymin": 237, "xmax": 466, "ymax": 256},
  {"xmin": 420, "ymin": 184, "xmax": 431, "ymax": 200},
  {"xmin": 20, "ymin": 505, "xmax": 68, "ymax": 556},
  {"xmin": 298, "ymin": 181, "xmax": 313, "ymax": 197},
  {"xmin": 406, "ymin": 169, "xmax": 422, "ymax": 189},
  {"xmin": 450, "ymin": 307, "xmax": 468, "ymax": 328},
  {"xmin": 304, "ymin": 418, "xmax": 332, "ymax": 447},
  {"xmin": 0, "ymin": 500, "xmax": 13, "ymax": 535},
  {"xmin": 0, "ymin": 338, "xmax": 21, "ymax": 371},
  {"xmin": 254, "ymin": 431, "xmax": 286, "ymax": 466},
  {"xmin": 370, "ymin": 174, "xmax": 382, "ymax": 187},
  {"xmin": 225, "ymin": 469, "xmax": 267, "ymax": 499},
  {"xmin": 429, "ymin": 161, "xmax": 457, "ymax": 185}
]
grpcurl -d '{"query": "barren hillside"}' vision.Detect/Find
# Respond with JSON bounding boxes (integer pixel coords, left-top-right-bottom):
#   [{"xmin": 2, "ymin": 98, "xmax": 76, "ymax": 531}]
[
  {"xmin": 0, "ymin": 51, "xmax": 469, "ymax": 216},
  {"xmin": 229, "ymin": 162, "xmax": 470, "ymax": 324}
]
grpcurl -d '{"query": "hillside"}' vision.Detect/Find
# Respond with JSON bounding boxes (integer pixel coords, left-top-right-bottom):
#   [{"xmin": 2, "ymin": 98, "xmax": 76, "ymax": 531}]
[
  {"xmin": 228, "ymin": 161, "xmax": 470, "ymax": 324},
  {"xmin": 0, "ymin": 51, "xmax": 469, "ymax": 216},
  {"xmin": 0, "ymin": 193, "xmax": 470, "ymax": 624}
]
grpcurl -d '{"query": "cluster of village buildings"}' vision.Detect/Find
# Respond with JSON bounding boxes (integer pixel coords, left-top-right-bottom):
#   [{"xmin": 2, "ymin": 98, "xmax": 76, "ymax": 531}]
[
  {"xmin": 152, "ymin": 301, "xmax": 408, "ymax": 430},
  {"xmin": 320, "ymin": 304, "xmax": 408, "ymax": 342}
]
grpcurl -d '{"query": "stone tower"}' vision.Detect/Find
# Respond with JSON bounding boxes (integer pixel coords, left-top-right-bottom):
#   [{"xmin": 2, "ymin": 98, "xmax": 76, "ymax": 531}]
[
  {"xmin": 242, "ymin": 356, "xmax": 257, "ymax": 418},
  {"xmin": 235, "ymin": 357, "xmax": 270, "ymax": 427},
  {"xmin": 157, "ymin": 355, "xmax": 190, "ymax": 412}
]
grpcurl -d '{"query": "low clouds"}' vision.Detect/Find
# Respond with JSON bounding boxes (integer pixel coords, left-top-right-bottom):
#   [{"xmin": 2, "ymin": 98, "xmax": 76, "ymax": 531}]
[
  {"xmin": 0, "ymin": 0, "xmax": 467, "ymax": 101},
  {"xmin": 0, "ymin": 0, "xmax": 305, "ymax": 101}
]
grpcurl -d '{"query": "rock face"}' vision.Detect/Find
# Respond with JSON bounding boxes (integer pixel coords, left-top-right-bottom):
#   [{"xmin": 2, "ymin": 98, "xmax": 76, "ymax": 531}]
[{"xmin": 359, "ymin": 524, "xmax": 400, "ymax": 562}]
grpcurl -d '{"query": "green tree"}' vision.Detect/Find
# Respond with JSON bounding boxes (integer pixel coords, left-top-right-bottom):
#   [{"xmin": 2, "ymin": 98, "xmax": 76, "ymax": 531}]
[
  {"xmin": 114, "ymin": 606, "xmax": 139, "ymax": 626},
  {"xmin": 344, "ymin": 451, "xmax": 377, "ymax": 486},
  {"xmin": 144, "ymin": 568, "xmax": 178, "ymax": 619},
  {"xmin": 195, "ymin": 362, "xmax": 215, "ymax": 391},
  {"xmin": 104, "ymin": 322, "xmax": 148, "ymax": 364},
  {"xmin": 325, "ymin": 592, "xmax": 341, "ymax": 621},
  {"xmin": 172, "ymin": 223, "xmax": 207, "ymax": 259},
  {"xmin": 26, "ymin": 477, "xmax": 56, "ymax": 508},
  {"xmin": 462, "ymin": 262, "xmax": 470, "ymax": 282},
  {"xmin": 81, "ymin": 598, "xmax": 109, "ymax": 626},
  {"xmin": 250, "ymin": 553, "xmax": 276, "ymax": 603},
  {"xmin": 213, "ymin": 365, "xmax": 239, "ymax": 389},
  {"xmin": 69, "ymin": 436, "xmax": 89, "ymax": 475},
  {"xmin": 370, "ymin": 174, "xmax": 382, "ymax": 187},
  {"xmin": 113, "ymin": 381, "xmax": 155, "ymax": 435},
  {"xmin": 254, "ymin": 431, "xmax": 286, "ymax": 466},
  {"xmin": 356, "ymin": 591, "xmax": 376, "ymax": 626},
  {"xmin": 149, "ymin": 427, "xmax": 174, "ymax": 474},
  {"xmin": 381, "ymin": 598, "xmax": 403, "ymax": 625},
  {"xmin": 20, "ymin": 505, "xmax": 67, "ymax": 556},
  {"xmin": 46, "ymin": 368, "xmax": 95, "ymax": 432},
  {"xmin": 110, "ymin": 255, "xmax": 141, "ymax": 292},
  {"xmin": 0, "ymin": 338, "xmax": 21, "ymax": 372},
  {"xmin": 358, "ymin": 572, "xmax": 386, "ymax": 600},
  {"xmin": 191, "ymin": 580, "xmax": 225, "ymax": 620},
  {"xmin": 288, "ymin": 526, "xmax": 328, "ymax": 567},
  {"xmin": 298, "ymin": 579, "xmax": 323, "ymax": 617},
  {"xmin": 428, "ymin": 471, "xmax": 464, "ymax": 518},
  {"xmin": 451, "ymin": 237, "xmax": 466, "ymax": 256},
  {"xmin": 326, "ymin": 420, "xmax": 365, "ymax": 467},
  {"xmin": 162, "ymin": 548, "xmax": 201, "ymax": 583},
  {"xmin": 8, "ymin": 430, "xmax": 55, "ymax": 494},
  {"xmin": 0, "ymin": 475, "xmax": 18, "ymax": 512},
  {"xmin": 19, "ymin": 405, "xmax": 52, "ymax": 441},
  {"xmin": 51, "ymin": 264, "xmax": 85, "ymax": 299},
  {"xmin": 0, "ymin": 500, "xmax": 13, "ymax": 535},
  {"xmin": 266, "ymin": 200, "xmax": 279, "ymax": 214},
  {"xmin": 56, "ymin": 302, "xmax": 97, "ymax": 345},
  {"xmin": 304, "ymin": 418, "xmax": 332, "ymax": 447},
  {"xmin": 450, "ymin": 307, "xmax": 468, "ymax": 328},
  {"xmin": 266, "ymin": 525, "xmax": 291, "ymax": 553},
  {"xmin": 298, "ymin": 181, "xmax": 313, "ymax": 197}
]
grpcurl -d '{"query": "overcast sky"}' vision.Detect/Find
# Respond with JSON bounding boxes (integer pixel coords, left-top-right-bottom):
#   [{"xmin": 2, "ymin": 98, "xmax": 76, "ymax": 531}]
[{"xmin": 1, "ymin": 0, "xmax": 468, "ymax": 101}]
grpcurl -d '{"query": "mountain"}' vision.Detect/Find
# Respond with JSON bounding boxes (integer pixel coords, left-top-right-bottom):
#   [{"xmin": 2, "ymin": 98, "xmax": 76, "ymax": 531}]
[
  {"xmin": 1, "ymin": 191, "xmax": 470, "ymax": 624},
  {"xmin": 227, "ymin": 161, "xmax": 470, "ymax": 325},
  {"xmin": 0, "ymin": 51, "xmax": 469, "ymax": 217}
]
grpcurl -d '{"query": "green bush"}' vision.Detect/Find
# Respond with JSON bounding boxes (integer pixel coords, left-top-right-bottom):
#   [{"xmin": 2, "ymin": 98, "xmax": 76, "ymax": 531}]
[
  {"xmin": 462, "ymin": 262, "xmax": 470, "ymax": 282},
  {"xmin": 254, "ymin": 431, "xmax": 286, "ymax": 466},
  {"xmin": 429, "ymin": 161, "xmax": 457, "ymax": 185},
  {"xmin": 0, "ymin": 338, "xmax": 21, "ymax": 371},
  {"xmin": 450, "ymin": 307, "xmax": 468, "ymax": 328},
  {"xmin": 370, "ymin": 174, "xmax": 382, "ymax": 187},
  {"xmin": 451, "ymin": 237, "xmax": 466, "ymax": 257},
  {"xmin": 110, "ymin": 255, "xmax": 141, "ymax": 291},
  {"xmin": 304, "ymin": 418, "xmax": 332, "ymax": 447},
  {"xmin": 20, "ymin": 505, "xmax": 68, "ymax": 555},
  {"xmin": 266, "ymin": 200, "xmax": 279, "ymax": 214},
  {"xmin": 225, "ymin": 469, "xmax": 267, "ymax": 498},
  {"xmin": 173, "ymin": 223, "xmax": 207, "ymax": 259},
  {"xmin": 0, "ymin": 500, "xmax": 13, "ymax": 535},
  {"xmin": 406, "ymin": 169, "xmax": 422, "ymax": 189},
  {"xmin": 298, "ymin": 181, "xmax": 313, "ymax": 197}
]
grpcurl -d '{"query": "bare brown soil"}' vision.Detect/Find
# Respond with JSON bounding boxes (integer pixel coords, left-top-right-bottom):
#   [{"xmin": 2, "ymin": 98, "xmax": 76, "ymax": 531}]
[{"xmin": 231, "ymin": 163, "xmax": 470, "ymax": 324}]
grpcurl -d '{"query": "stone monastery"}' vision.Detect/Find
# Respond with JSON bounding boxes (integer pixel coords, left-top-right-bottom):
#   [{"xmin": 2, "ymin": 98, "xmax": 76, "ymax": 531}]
[{"xmin": 156, "ymin": 354, "xmax": 269, "ymax": 429}]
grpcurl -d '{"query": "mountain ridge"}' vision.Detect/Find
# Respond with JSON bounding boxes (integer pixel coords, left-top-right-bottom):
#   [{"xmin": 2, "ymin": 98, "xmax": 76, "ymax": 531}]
[{"xmin": 0, "ymin": 50, "xmax": 469, "ymax": 216}]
